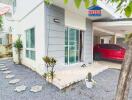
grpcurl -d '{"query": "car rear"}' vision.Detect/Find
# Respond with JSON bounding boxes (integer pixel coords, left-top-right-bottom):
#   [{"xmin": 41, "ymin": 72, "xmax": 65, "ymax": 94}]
[{"xmin": 93, "ymin": 44, "xmax": 126, "ymax": 61}]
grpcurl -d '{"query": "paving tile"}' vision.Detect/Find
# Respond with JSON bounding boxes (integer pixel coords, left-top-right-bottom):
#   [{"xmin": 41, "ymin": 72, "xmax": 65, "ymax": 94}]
[
  {"xmin": 9, "ymin": 79, "xmax": 20, "ymax": 84},
  {"xmin": 30, "ymin": 85, "xmax": 42, "ymax": 93},
  {"xmin": 0, "ymin": 68, "xmax": 8, "ymax": 71},
  {"xmin": 0, "ymin": 66, "xmax": 6, "ymax": 68},
  {"xmin": 15, "ymin": 85, "xmax": 27, "ymax": 92},
  {"xmin": 0, "ymin": 64, "xmax": 4, "ymax": 66},
  {"xmin": 3, "ymin": 71, "xmax": 12, "ymax": 74},
  {"xmin": 5, "ymin": 75, "xmax": 15, "ymax": 79}
]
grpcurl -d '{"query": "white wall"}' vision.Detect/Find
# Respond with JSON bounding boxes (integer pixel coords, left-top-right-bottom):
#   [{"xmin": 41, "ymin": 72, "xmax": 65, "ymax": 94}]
[
  {"xmin": 12, "ymin": 0, "xmax": 44, "ymax": 20},
  {"xmin": 100, "ymin": 36, "xmax": 112, "ymax": 44},
  {"xmin": 12, "ymin": 1, "xmax": 45, "ymax": 75},
  {"xmin": 65, "ymin": 10, "xmax": 86, "ymax": 30}
]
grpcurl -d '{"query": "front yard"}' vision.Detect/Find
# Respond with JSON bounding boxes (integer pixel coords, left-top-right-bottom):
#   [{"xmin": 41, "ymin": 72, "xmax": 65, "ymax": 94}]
[{"xmin": 0, "ymin": 60, "xmax": 132, "ymax": 100}]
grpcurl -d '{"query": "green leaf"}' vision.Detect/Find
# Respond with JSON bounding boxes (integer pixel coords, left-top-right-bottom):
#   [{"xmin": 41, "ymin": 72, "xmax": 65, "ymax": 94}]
[
  {"xmin": 74, "ymin": 0, "xmax": 82, "ymax": 8},
  {"xmin": 129, "ymin": 1, "xmax": 132, "ymax": 10},
  {"xmin": 92, "ymin": 0, "xmax": 97, "ymax": 5},
  {"xmin": 124, "ymin": 6, "xmax": 132, "ymax": 17},
  {"xmin": 44, "ymin": 0, "xmax": 53, "ymax": 5},
  {"xmin": 0, "ymin": 16, "xmax": 3, "ymax": 30},
  {"xmin": 83, "ymin": 0, "xmax": 90, "ymax": 8},
  {"xmin": 64, "ymin": 0, "xmax": 68, "ymax": 4}
]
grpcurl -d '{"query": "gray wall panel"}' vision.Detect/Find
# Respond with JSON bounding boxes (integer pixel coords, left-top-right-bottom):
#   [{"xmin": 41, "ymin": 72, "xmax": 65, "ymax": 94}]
[
  {"xmin": 84, "ymin": 19, "xmax": 93, "ymax": 64},
  {"xmin": 45, "ymin": 5, "xmax": 65, "ymax": 63}
]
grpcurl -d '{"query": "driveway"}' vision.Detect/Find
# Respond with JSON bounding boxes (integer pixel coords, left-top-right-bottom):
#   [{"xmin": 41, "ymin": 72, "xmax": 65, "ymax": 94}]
[
  {"xmin": 0, "ymin": 59, "xmax": 132, "ymax": 100},
  {"xmin": 94, "ymin": 60, "xmax": 122, "ymax": 69}
]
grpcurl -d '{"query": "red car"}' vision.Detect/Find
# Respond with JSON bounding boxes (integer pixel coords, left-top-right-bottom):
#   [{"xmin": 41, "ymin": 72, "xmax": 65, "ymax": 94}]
[{"xmin": 93, "ymin": 44, "xmax": 126, "ymax": 61}]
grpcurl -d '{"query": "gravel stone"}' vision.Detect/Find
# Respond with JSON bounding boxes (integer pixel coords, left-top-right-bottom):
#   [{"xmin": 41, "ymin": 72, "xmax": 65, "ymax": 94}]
[{"xmin": 1, "ymin": 60, "xmax": 132, "ymax": 100}]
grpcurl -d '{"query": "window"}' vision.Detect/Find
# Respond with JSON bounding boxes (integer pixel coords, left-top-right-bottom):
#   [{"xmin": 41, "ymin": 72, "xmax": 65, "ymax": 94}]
[
  {"xmin": 101, "ymin": 39, "xmax": 104, "ymax": 44},
  {"xmin": 25, "ymin": 28, "xmax": 35, "ymax": 60},
  {"xmin": 13, "ymin": 0, "xmax": 16, "ymax": 13},
  {"xmin": 100, "ymin": 44, "xmax": 121, "ymax": 50},
  {"xmin": 0, "ymin": 38, "xmax": 2, "ymax": 44}
]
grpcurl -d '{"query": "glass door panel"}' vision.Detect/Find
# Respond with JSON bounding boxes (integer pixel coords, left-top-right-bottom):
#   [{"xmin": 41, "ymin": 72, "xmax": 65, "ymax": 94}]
[
  {"xmin": 69, "ymin": 28, "xmax": 77, "ymax": 64},
  {"xmin": 65, "ymin": 28, "xmax": 80, "ymax": 64}
]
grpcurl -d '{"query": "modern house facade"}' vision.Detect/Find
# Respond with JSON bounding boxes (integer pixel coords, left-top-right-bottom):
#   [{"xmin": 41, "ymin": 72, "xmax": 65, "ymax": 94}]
[{"xmin": 11, "ymin": 0, "xmax": 130, "ymax": 75}]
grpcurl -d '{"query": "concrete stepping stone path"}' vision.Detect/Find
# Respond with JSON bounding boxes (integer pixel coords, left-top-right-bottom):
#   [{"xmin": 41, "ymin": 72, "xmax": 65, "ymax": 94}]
[
  {"xmin": 0, "ymin": 64, "xmax": 4, "ymax": 66},
  {"xmin": 15, "ymin": 85, "xmax": 27, "ymax": 92},
  {"xmin": 5, "ymin": 74, "xmax": 15, "ymax": 79},
  {"xmin": 0, "ymin": 68, "xmax": 8, "ymax": 71},
  {"xmin": 9, "ymin": 79, "xmax": 20, "ymax": 84},
  {"xmin": 3, "ymin": 71, "xmax": 12, "ymax": 74},
  {"xmin": 0, "ymin": 66, "xmax": 6, "ymax": 68},
  {"xmin": 30, "ymin": 85, "xmax": 42, "ymax": 93}
]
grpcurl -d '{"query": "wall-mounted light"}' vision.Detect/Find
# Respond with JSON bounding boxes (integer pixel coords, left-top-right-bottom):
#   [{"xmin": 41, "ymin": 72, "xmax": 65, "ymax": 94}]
[{"xmin": 53, "ymin": 18, "xmax": 60, "ymax": 23}]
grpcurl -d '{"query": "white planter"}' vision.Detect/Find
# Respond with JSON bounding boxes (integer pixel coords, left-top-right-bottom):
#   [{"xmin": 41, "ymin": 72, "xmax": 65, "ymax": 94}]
[{"xmin": 85, "ymin": 79, "xmax": 93, "ymax": 88}]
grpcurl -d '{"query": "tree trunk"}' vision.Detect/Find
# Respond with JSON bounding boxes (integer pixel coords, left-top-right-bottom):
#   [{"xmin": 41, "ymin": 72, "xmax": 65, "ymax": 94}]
[{"xmin": 115, "ymin": 39, "xmax": 132, "ymax": 100}]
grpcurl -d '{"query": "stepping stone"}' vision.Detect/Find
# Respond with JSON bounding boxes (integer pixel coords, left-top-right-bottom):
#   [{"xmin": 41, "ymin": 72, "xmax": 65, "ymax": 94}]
[
  {"xmin": 0, "ymin": 66, "xmax": 6, "ymax": 68},
  {"xmin": 5, "ymin": 74, "xmax": 15, "ymax": 79},
  {"xmin": 3, "ymin": 71, "xmax": 12, "ymax": 74},
  {"xmin": 30, "ymin": 85, "xmax": 42, "ymax": 93},
  {"xmin": 0, "ymin": 68, "xmax": 8, "ymax": 71},
  {"xmin": 9, "ymin": 79, "xmax": 20, "ymax": 84},
  {"xmin": 15, "ymin": 85, "xmax": 27, "ymax": 92},
  {"xmin": 0, "ymin": 64, "xmax": 4, "ymax": 66}
]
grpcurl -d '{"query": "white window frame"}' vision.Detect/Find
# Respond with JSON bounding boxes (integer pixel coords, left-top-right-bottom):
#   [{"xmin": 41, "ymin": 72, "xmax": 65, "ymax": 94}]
[{"xmin": 25, "ymin": 27, "xmax": 35, "ymax": 60}]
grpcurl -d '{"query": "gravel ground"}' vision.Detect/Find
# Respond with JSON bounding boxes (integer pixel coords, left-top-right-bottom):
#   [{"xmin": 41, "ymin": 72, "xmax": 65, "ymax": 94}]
[{"xmin": 0, "ymin": 60, "xmax": 132, "ymax": 100}]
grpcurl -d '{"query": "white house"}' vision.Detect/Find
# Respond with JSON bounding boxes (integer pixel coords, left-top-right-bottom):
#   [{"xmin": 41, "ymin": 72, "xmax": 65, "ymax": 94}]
[{"xmin": 9, "ymin": 0, "xmax": 132, "ymax": 75}]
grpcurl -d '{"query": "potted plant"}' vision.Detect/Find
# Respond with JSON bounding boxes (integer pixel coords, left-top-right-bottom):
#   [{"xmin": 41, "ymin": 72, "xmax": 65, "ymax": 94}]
[
  {"xmin": 14, "ymin": 36, "xmax": 23, "ymax": 64},
  {"xmin": 42, "ymin": 56, "xmax": 57, "ymax": 82},
  {"xmin": 85, "ymin": 72, "xmax": 94, "ymax": 88}
]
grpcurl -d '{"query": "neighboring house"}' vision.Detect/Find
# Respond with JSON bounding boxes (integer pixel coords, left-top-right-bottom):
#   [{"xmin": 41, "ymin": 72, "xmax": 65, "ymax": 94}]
[
  {"xmin": 0, "ymin": 33, "xmax": 12, "ymax": 57},
  {"xmin": 8, "ymin": 0, "xmax": 132, "ymax": 75},
  {"xmin": 0, "ymin": 8, "xmax": 13, "ymax": 58}
]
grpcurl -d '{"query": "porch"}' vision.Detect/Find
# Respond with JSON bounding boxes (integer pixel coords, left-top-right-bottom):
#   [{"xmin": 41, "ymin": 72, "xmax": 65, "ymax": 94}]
[{"xmin": 52, "ymin": 61, "xmax": 121, "ymax": 89}]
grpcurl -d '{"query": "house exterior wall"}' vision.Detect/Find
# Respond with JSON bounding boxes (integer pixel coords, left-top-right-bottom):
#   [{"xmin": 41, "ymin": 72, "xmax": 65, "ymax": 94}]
[
  {"xmin": 100, "ymin": 36, "xmax": 112, "ymax": 44},
  {"xmin": 65, "ymin": 10, "xmax": 86, "ymax": 30},
  {"xmin": 84, "ymin": 19, "xmax": 93, "ymax": 64},
  {"xmin": 12, "ymin": 1, "xmax": 46, "ymax": 75},
  {"xmin": 45, "ymin": 5, "xmax": 93, "ymax": 65},
  {"xmin": 12, "ymin": 1, "xmax": 93, "ymax": 75},
  {"xmin": 45, "ymin": 5, "xmax": 65, "ymax": 64},
  {"xmin": 0, "ymin": 34, "xmax": 8, "ymax": 45},
  {"xmin": 12, "ymin": 0, "xmax": 44, "ymax": 20}
]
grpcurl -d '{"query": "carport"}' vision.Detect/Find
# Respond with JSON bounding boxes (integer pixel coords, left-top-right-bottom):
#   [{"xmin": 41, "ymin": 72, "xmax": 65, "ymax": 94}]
[{"xmin": 93, "ymin": 18, "xmax": 132, "ymax": 47}]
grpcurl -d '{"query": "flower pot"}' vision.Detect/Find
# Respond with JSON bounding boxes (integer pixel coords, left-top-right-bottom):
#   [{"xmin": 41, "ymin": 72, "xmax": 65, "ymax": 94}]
[{"xmin": 85, "ymin": 79, "xmax": 93, "ymax": 88}]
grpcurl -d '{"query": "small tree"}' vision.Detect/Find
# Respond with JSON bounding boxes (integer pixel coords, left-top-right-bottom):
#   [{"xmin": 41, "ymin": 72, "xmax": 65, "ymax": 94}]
[
  {"xmin": 14, "ymin": 36, "xmax": 23, "ymax": 64},
  {"xmin": 42, "ymin": 56, "xmax": 57, "ymax": 81},
  {"xmin": 0, "ymin": 16, "xmax": 3, "ymax": 31}
]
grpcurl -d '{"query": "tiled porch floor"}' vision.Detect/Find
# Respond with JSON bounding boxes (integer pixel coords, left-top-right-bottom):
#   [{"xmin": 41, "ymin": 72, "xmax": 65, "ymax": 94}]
[{"xmin": 52, "ymin": 61, "xmax": 121, "ymax": 89}]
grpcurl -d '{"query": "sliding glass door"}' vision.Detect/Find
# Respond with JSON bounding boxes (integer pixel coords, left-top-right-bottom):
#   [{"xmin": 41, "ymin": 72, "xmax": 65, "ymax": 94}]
[{"xmin": 65, "ymin": 28, "xmax": 82, "ymax": 64}]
